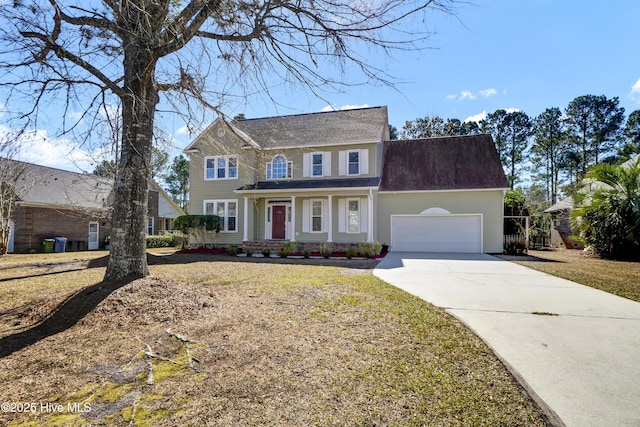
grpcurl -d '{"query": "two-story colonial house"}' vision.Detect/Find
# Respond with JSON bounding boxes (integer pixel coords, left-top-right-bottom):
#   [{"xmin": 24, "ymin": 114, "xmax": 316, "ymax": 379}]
[{"xmin": 185, "ymin": 106, "xmax": 509, "ymax": 253}]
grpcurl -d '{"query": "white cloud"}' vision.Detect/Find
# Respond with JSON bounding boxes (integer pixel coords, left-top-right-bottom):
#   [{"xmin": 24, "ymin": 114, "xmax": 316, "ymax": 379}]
[
  {"xmin": 447, "ymin": 88, "xmax": 502, "ymax": 101},
  {"xmin": 463, "ymin": 108, "xmax": 521, "ymax": 124},
  {"xmin": 321, "ymin": 104, "xmax": 370, "ymax": 112},
  {"xmin": 464, "ymin": 111, "xmax": 487, "ymax": 123},
  {"xmin": 630, "ymin": 78, "xmax": 640, "ymax": 103},
  {"xmin": 4, "ymin": 128, "xmax": 95, "ymax": 172},
  {"xmin": 459, "ymin": 90, "xmax": 476, "ymax": 100},
  {"xmin": 479, "ymin": 88, "xmax": 497, "ymax": 98}
]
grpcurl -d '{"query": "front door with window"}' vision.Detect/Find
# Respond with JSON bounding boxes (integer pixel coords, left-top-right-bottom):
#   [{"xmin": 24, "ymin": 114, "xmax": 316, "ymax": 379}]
[
  {"xmin": 88, "ymin": 222, "xmax": 99, "ymax": 250},
  {"xmin": 272, "ymin": 205, "xmax": 287, "ymax": 239}
]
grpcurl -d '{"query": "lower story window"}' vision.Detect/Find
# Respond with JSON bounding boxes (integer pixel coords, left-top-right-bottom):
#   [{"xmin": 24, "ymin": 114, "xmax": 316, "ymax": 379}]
[
  {"xmin": 204, "ymin": 199, "xmax": 237, "ymax": 232},
  {"xmin": 347, "ymin": 199, "xmax": 359, "ymax": 233},
  {"xmin": 147, "ymin": 217, "xmax": 154, "ymax": 235},
  {"xmin": 312, "ymin": 200, "xmax": 323, "ymax": 232}
]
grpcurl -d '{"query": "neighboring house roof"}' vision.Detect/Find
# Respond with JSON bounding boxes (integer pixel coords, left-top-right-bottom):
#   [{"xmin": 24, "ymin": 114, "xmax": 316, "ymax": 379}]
[
  {"xmin": 544, "ymin": 197, "xmax": 573, "ymax": 214},
  {"xmin": 2, "ymin": 158, "xmax": 113, "ymax": 210},
  {"xmin": 149, "ymin": 180, "xmax": 185, "ymax": 217},
  {"xmin": 2, "ymin": 158, "xmax": 180, "ymax": 214},
  {"xmin": 379, "ymin": 134, "xmax": 509, "ymax": 192},
  {"xmin": 237, "ymin": 177, "xmax": 380, "ymax": 192},
  {"xmin": 186, "ymin": 106, "xmax": 389, "ymax": 151}
]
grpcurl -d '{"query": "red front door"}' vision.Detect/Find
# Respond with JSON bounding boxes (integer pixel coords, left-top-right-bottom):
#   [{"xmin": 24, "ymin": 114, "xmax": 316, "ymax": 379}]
[{"xmin": 272, "ymin": 206, "xmax": 287, "ymax": 239}]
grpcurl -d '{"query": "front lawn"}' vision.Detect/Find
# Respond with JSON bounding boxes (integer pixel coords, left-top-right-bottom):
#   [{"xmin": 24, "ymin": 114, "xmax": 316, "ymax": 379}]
[
  {"xmin": 0, "ymin": 251, "xmax": 550, "ymax": 426},
  {"xmin": 505, "ymin": 249, "xmax": 640, "ymax": 303}
]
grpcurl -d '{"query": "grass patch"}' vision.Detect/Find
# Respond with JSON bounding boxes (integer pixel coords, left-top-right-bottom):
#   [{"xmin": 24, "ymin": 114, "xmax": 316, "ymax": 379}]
[
  {"xmin": 507, "ymin": 249, "xmax": 640, "ymax": 302},
  {"xmin": 0, "ymin": 252, "xmax": 550, "ymax": 425}
]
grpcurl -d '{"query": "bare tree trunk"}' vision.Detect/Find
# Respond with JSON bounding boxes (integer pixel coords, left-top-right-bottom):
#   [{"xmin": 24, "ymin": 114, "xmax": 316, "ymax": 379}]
[{"xmin": 104, "ymin": 48, "xmax": 158, "ymax": 281}]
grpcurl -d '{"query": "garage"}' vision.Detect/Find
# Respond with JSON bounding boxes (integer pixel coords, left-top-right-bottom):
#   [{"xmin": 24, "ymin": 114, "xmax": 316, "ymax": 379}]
[{"xmin": 390, "ymin": 213, "xmax": 483, "ymax": 253}]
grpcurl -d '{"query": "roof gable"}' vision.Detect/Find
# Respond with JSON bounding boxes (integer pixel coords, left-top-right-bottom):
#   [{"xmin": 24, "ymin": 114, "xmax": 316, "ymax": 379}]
[
  {"xmin": 379, "ymin": 134, "xmax": 509, "ymax": 192},
  {"xmin": 230, "ymin": 106, "xmax": 389, "ymax": 149}
]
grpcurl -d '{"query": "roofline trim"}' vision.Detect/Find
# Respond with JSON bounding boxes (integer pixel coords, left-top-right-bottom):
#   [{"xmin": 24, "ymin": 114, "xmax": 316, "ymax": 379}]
[
  {"xmin": 235, "ymin": 186, "xmax": 378, "ymax": 194},
  {"xmin": 16, "ymin": 201, "xmax": 110, "ymax": 212},
  {"xmin": 379, "ymin": 187, "xmax": 509, "ymax": 194},
  {"xmin": 260, "ymin": 139, "xmax": 382, "ymax": 150}
]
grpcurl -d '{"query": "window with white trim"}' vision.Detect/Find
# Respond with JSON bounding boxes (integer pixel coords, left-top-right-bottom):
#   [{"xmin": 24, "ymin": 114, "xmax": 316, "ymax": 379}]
[
  {"xmin": 312, "ymin": 153, "xmax": 323, "ymax": 176},
  {"xmin": 267, "ymin": 154, "xmax": 293, "ymax": 179},
  {"xmin": 204, "ymin": 200, "xmax": 238, "ymax": 232},
  {"xmin": 302, "ymin": 199, "xmax": 327, "ymax": 233},
  {"xmin": 147, "ymin": 217, "xmax": 154, "ymax": 235},
  {"xmin": 338, "ymin": 149, "xmax": 368, "ymax": 176},
  {"xmin": 347, "ymin": 199, "xmax": 360, "ymax": 233},
  {"xmin": 205, "ymin": 156, "xmax": 238, "ymax": 180},
  {"xmin": 338, "ymin": 197, "xmax": 368, "ymax": 234},
  {"xmin": 311, "ymin": 200, "xmax": 323, "ymax": 232},
  {"xmin": 303, "ymin": 152, "xmax": 331, "ymax": 177},
  {"xmin": 347, "ymin": 151, "xmax": 359, "ymax": 175}
]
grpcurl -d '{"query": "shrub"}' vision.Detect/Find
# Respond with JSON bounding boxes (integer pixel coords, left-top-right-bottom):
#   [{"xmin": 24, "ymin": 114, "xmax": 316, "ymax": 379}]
[
  {"xmin": 146, "ymin": 235, "xmax": 174, "ymax": 248},
  {"xmin": 279, "ymin": 241, "xmax": 298, "ymax": 257},
  {"xmin": 173, "ymin": 215, "xmax": 221, "ymax": 233},
  {"xmin": 345, "ymin": 249, "xmax": 358, "ymax": 259},
  {"xmin": 245, "ymin": 248, "xmax": 254, "ymax": 257},
  {"xmin": 302, "ymin": 250, "xmax": 310, "ymax": 259},
  {"xmin": 359, "ymin": 242, "xmax": 383, "ymax": 258},
  {"xmin": 571, "ymin": 162, "xmax": 640, "ymax": 259},
  {"xmin": 226, "ymin": 245, "xmax": 239, "ymax": 256},
  {"xmin": 261, "ymin": 248, "xmax": 271, "ymax": 257},
  {"xmin": 319, "ymin": 242, "xmax": 332, "ymax": 258}
]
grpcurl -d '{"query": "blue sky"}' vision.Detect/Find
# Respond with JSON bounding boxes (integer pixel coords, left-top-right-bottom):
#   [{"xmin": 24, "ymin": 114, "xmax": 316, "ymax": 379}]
[{"xmin": 4, "ymin": 0, "xmax": 640, "ymax": 173}]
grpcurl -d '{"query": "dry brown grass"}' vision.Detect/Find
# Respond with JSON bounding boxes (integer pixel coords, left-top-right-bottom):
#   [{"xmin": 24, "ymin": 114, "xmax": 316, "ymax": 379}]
[
  {"xmin": 0, "ymin": 251, "xmax": 550, "ymax": 426},
  {"xmin": 504, "ymin": 249, "xmax": 640, "ymax": 303}
]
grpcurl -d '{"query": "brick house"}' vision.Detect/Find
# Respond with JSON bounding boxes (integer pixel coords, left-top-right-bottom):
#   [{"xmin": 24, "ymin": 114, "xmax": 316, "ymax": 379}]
[{"xmin": 3, "ymin": 159, "xmax": 183, "ymax": 253}]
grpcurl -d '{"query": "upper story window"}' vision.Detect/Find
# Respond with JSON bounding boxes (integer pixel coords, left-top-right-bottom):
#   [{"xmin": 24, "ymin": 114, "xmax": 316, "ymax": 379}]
[
  {"xmin": 267, "ymin": 154, "xmax": 293, "ymax": 179},
  {"xmin": 303, "ymin": 152, "xmax": 331, "ymax": 177},
  {"xmin": 205, "ymin": 156, "xmax": 238, "ymax": 180},
  {"xmin": 348, "ymin": 151, "xmax": 359, "ymax": 175},
  {"xmin": 312, "ymin": 154, "xmax": 323, "ymax": 176},
  {"xmin": 338, "ymin": 149, "xmax": 369, "ymax": 176}
]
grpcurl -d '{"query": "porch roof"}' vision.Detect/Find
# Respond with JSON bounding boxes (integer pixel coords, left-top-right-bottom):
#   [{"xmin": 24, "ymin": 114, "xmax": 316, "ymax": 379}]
[{"xmin": 235, "ymin": 177, "xmax": 380, "ymax": 193}]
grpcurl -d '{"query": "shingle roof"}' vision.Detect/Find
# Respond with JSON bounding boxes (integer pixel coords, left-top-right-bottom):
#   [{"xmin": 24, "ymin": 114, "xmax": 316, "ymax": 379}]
[
  {"xmin": 237, "ymin": 177, "xmax": 380, "ymax": 192},
  {"xmin": 2, "ymin": 158, "xmax": 113, "ymax": 210},
  {"xmin": 231, "ymin": 106, "xmax": 388, "ymax": 149},
  {"xmin": 544, "ymin": 197, "xmax": 573, "ymax": 213},
  {"xmin": 379, "ymin": 134, "xmax": 509, "ymax": 192}
]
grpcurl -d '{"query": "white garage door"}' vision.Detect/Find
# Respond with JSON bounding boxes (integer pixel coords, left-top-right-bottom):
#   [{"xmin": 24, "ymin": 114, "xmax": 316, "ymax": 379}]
[{"xmin": 391, "ymin": 214, "xmax": 483, "ymax": 253}]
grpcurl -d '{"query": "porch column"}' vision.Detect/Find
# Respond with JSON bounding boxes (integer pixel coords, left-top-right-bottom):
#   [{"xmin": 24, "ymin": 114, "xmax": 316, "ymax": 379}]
[
  {"xmin": 327, "ymin": 194, "xmax": 333, "ymax": 242},
  {"xmin": 367, "ymin": 190, "xmax": 374, "ymax": 242},
  {"xmin": 290, "ymin": 196, "xmax": 296, "ymax": 242},
  {"xmin": 243, "ymin": 197, "xmax": 249, "ymax": 242}
]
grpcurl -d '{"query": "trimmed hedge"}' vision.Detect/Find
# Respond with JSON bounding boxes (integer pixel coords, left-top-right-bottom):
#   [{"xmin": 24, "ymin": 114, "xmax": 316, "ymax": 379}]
[
  {"xmin": 146, "ymin": 235, "xmax": 175, "ymax": 248},
  {"xmin": 173, "ymin": 215, "xmax": 221, "ymax": 233}
]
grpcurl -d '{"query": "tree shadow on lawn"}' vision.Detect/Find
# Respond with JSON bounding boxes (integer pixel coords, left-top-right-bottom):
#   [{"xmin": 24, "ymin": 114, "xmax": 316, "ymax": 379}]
[
  {"xmin": 495, "ymin": 253, "xmax": 565, "ymax": 263},
  {"xmin": 0, "ymin": 277, "xmax": 132, "ymax": 359},
  {"xmin": 0, "ymin": 257, "xmax": 110, "ymax": 283}
]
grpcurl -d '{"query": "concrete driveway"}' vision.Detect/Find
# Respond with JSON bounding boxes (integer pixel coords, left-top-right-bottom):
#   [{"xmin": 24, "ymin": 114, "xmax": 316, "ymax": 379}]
[{"xmin": 374, "ymin": 252, "xmax": 640, "ymax": 427}]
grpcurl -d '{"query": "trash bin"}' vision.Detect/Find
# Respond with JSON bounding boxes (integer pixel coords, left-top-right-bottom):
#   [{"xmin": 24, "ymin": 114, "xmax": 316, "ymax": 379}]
[
  {"xmin": 54, "ymin": 237, "xmax": 67, "ymax": 253},
  {"xmin": 42, "ymin": 239, "xmax": 55, "ymax": 253}
]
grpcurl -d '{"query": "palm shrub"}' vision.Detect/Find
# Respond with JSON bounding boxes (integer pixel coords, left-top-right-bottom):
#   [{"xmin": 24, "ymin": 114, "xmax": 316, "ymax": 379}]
[{"xmin": 571, "ymin": 161, "xmax": 640, "ymax": 259}]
